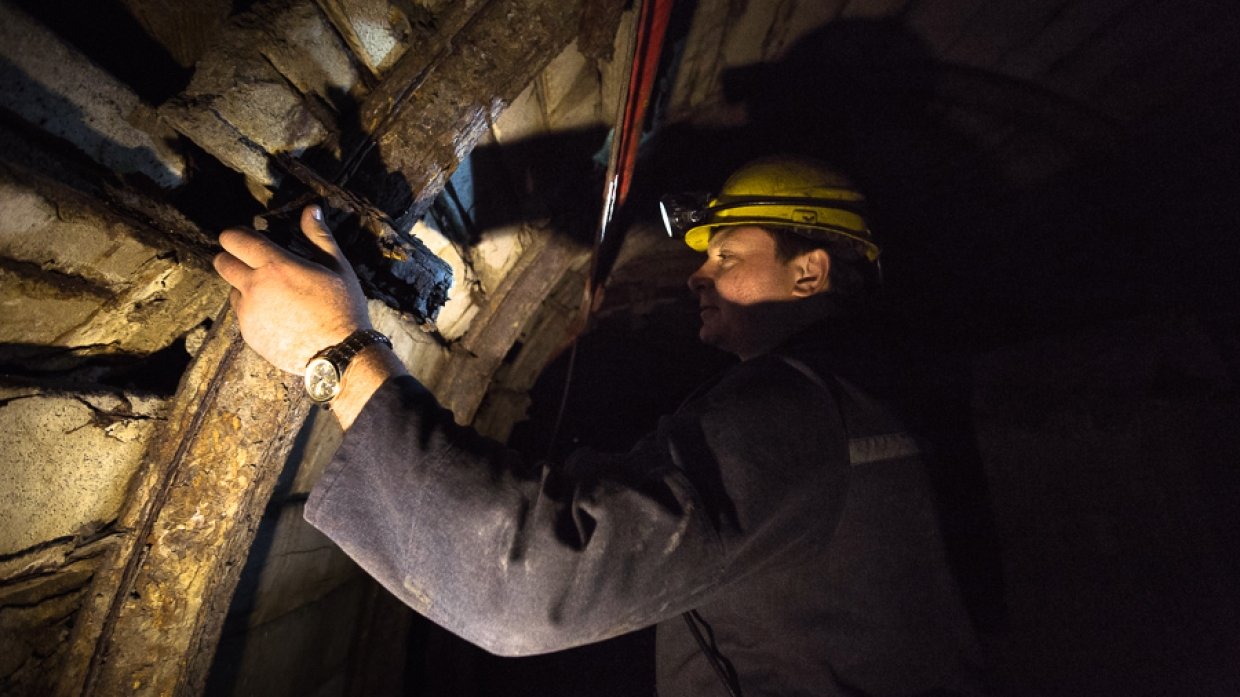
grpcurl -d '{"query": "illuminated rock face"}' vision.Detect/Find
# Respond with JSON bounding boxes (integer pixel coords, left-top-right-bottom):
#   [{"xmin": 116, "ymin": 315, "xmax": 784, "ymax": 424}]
[
  {"xmin": 0, "ymin": 4, "xmax": 186, "ymax": 189},
  {"xmin": 0, "ymin": 1, "xmax": 603, "ymax": 694},
  {"xmin": 0, "ymin": 178, "xmax": 227, "ymax": 368},
  {"xmin": 0, "ymin": 388, "xmax": 165, "ymax": 558}
]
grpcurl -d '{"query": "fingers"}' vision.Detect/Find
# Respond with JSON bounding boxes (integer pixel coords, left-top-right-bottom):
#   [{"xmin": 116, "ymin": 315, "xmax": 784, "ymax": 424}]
[
  {"xmin": 300, "ymin": 205, "xmax": 348, "ymax": 266},
  {"xmin": 213, "ymin": 250, "xmax": 253, "ymax": 290},
  {"xmin": 219, "ymin": 228, "xmax": 284, "ymax": 269},
  {"xmin": 215, "ymin": 207, "xmax": 352, "ymax": 297}
]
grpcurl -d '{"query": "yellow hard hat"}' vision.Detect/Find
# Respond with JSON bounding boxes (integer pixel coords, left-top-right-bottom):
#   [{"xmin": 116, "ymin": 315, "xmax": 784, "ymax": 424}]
[{"xmin": 660, "ymin": 156, "xmax": 879, "ymax": 261}]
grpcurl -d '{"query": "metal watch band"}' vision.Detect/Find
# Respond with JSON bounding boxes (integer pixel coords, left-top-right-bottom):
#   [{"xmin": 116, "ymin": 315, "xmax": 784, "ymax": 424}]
[
  {"xmin": 320, "ymin": 328, "xmax": 392, "ymax": 368},
  {"xmin": 304, "ymin": 329, "xmax": 392, "ymax": 404}
]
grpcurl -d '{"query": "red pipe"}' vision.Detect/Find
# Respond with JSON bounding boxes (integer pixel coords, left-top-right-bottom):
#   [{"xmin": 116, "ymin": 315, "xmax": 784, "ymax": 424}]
[{"xmin": 614, "ymin": 0, "xmax": 674, "ymax": 207}]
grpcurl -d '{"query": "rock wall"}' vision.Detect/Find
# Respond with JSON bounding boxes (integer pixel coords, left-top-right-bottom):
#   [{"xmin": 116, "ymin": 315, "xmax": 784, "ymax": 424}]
[{"xmin": 0, "ymin": 1, "xmax": 630, "ymax": 695}]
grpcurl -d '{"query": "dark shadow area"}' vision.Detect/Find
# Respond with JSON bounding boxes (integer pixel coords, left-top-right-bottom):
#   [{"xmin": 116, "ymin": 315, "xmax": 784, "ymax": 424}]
[
  {"xmin": 0, "ymin": 55, "xmax": 183, "ymax": 189},
  {"xmin": 429, "ymin": 15, "xmax": 1240, "ymax": 697},
  {"xmin": 462, "ymin": 126, "xmax": 612, "ymax": 249},
  {"xmin": 166, "ymin": 136, "xmax": 266, "ymax": 236},
  {"xmin": 8, "ymin": 0, "xmax": 193, "ymax": 105},
  {"xmin": 511, "ymin": 303, "xmax": 735, "ymax": 460},
  {"xmin": 404, "ymin": 620, "xmax": 656, "ymax": 697},
  {"xmin": 0, "ymin": 337, "xmax": 198, "ymax": 398},
  {"xmin": 94, "ymin": 335, "xmax": 195, "ymax": 395}
]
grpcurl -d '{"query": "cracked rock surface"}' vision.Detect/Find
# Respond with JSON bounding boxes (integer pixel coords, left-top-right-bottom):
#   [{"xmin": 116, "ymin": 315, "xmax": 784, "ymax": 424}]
[
  {"xmin": 0, "ymin": 384, "xmax": 166, "ymax": 557},
  {"xmin": 0, "ymin": 176, "xmax": 227, "ymax": 368}
]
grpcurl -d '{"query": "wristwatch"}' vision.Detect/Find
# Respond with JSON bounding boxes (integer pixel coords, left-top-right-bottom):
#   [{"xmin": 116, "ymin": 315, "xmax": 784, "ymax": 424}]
[{"xmin": 304, "ymin": 328, "xmax": 392, "ymax": 404}]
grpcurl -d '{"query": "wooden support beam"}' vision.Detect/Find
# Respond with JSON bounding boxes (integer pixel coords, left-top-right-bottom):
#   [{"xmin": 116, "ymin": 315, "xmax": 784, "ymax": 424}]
[
  {"xmin": 354, "ymin": 0, "xmax": 492, "ymax": 134},
  {"xmin": 55, "ymin": 310, "xmax": 312, "ymax": 697},
  {"xmin": 351, "ymin": 0, "xmax": 589, "ymax": 229},
  {"xmin": 430, "ymin": 229, "xmax": 588, "ymax": 427},
  {"xmin": 118, "ymin": 0, "xmax": 232, "ymax": 68}
]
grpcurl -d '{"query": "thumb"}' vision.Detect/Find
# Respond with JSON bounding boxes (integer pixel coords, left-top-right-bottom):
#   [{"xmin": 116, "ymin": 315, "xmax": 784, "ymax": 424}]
[{"xmin": 300, "ymin": 204, "xmax": 348, "ymax": 267}]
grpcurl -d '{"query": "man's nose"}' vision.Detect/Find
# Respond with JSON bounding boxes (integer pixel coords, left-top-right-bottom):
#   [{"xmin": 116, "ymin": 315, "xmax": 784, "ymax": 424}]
[{"xmin": 687, "ymin": 262, "xmax": 711, "ymax": 293}]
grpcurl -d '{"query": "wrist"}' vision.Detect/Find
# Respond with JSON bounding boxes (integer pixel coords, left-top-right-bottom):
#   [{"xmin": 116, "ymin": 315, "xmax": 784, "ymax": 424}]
[{"xmin": 329, "ymin": 343, "xmax": 408, "ymax": 430}]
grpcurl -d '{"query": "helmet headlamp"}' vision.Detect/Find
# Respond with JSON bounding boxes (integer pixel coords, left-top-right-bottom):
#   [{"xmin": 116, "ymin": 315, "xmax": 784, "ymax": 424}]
[{"xmin": 659, "ymin": 193, "xmax": 711, "ymax": 240}]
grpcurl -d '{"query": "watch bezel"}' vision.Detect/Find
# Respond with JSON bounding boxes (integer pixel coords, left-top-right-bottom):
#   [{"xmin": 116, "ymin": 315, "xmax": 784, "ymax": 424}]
[
  {"xmin": 304, "ymin": 355, "xmax": 343, "ymax": 403},
  {"xmin": 302, "ymin": 329, "xmax": 393, "ymax": 405}
]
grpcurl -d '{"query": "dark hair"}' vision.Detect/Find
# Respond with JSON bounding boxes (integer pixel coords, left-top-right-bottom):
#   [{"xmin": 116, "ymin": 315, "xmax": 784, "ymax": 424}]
[{"xmin": 768, "ymin": 227, "xmax": 879, "ymax": 301}]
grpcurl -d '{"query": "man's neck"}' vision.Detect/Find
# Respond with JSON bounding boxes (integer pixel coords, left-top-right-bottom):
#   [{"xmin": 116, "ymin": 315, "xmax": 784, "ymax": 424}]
[{"xmin": 737, "ymin": 303, "xmax": 833, "ymax": 361}]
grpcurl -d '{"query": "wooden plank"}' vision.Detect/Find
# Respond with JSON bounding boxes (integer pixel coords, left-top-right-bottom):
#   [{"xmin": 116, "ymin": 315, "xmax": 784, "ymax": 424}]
[
  {"xmin": 469, "ymin": 240, "xmax": 590, "ymax": 442},
  {"xmin": 354, "ymin": 0, "xmax": 492, "ymax": 135},
  {"xmin": 352, "ymin": 0, "xmax": 590, "ymax": 230},
  {"xmin": 430, "ymin": 229, "xmax": 588, "ymax": 426},
  {"xmin": 55, "ymin": 310, "xmax": 313, "ymax": 697}
]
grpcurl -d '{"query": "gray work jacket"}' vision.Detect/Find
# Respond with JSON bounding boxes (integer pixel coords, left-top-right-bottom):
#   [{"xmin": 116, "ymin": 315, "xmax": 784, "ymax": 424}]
[{"xmin": 305, "ymin": 326, "xmax": 982, "ymax": 696}]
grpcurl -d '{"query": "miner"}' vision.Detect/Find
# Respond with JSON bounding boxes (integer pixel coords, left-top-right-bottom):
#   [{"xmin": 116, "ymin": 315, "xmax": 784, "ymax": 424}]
[{"xmin": 213, "ymin": 156, "xmax": 981, "ymax": 696}]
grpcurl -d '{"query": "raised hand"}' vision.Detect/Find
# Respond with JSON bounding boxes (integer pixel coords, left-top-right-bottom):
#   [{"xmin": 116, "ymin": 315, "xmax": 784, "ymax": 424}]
[{"xmin": 213, "ymin": 205, "xmax": 372, "ymax": 375}]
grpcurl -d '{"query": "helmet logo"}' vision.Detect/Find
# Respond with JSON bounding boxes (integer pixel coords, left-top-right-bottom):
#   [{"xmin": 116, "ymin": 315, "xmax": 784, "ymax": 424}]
[{"xmin": 792, "ymin": 209, "xmax": 818, "ymax": 225}]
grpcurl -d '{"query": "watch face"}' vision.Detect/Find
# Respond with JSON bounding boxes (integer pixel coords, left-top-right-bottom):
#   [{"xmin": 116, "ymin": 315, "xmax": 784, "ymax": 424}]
[{"xmin": 305, "ymin": 357, "xmax": 342, "ymax": 403}]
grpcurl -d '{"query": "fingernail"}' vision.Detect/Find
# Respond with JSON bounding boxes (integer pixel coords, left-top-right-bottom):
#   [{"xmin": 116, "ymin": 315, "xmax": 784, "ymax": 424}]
[{"xmin": 311, "ymin": 206, "xmax": 323, "ymax": 221}]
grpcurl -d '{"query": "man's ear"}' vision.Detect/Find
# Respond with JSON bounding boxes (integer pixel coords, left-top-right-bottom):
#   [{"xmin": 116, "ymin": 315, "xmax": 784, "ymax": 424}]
[{"xmin": 791, "ymin": 248, "xmax": 831, "ymax": 297}]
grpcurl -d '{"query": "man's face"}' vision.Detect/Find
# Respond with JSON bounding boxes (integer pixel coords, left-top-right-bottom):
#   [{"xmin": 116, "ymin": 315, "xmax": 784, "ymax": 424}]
[{"xmin": 686, "ymin": 226, "xmax": 804, "ymax": 359}]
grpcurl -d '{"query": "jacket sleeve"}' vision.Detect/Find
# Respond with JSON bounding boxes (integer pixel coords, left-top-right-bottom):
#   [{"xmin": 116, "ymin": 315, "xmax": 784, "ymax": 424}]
[{"xmin": 304, "ymin": 358, "xmax": 849, "ymax": 657}]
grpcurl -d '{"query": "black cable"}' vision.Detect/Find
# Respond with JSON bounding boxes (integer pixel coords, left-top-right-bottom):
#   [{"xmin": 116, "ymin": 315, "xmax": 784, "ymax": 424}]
[
  {"xmin": 682, "ymin": 610, "xmax": 744, "ymax": 697},
  {"xmin": 545, "ymin": 336, "xmax": 580, "ymax": 459}
]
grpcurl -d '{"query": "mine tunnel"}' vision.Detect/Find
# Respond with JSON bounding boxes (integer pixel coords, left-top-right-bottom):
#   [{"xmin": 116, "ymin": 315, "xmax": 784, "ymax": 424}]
[{"xmin": 1, "ymin": 0, "xmax": 1238, "ymax": 695}]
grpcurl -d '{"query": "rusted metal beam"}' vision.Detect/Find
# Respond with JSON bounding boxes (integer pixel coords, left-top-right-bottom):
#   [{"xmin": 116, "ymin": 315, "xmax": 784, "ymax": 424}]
[{"xmin": 55, "ymin": 310, "xmax": 312, "ymax": 697}]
